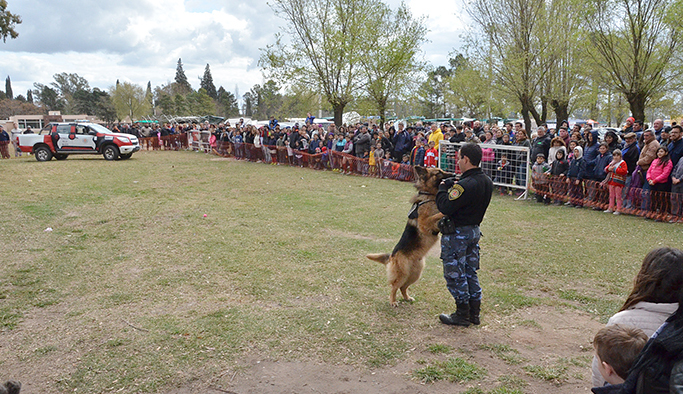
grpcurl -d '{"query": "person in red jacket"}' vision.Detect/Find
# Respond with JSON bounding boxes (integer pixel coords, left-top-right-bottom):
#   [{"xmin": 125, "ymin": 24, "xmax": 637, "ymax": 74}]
[
  {"xmin": 424, "ymin": 140, "xmax": 438, "ymax": 168},
  {"xmin": 604, "ymin": 150, "xmax": 629, "ymax": 214}
]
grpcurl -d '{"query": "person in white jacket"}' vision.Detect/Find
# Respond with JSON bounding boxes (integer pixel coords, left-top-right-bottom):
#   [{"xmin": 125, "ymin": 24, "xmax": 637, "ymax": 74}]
[{"xmin": 591, "ymin": 247, "xmax": 683, "ymax": 387}]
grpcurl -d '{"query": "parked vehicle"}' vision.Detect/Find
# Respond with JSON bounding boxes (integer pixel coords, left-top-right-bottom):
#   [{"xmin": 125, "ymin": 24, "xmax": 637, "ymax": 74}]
[{"xmin": 16, "ymin": 122, "xmax": 140, "ymax": 161}]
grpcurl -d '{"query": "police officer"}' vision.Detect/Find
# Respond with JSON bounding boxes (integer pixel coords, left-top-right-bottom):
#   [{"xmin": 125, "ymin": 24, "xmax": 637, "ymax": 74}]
[{"xmin": 435, "ymin": 143, "xmax": 493, "ymax": 326}]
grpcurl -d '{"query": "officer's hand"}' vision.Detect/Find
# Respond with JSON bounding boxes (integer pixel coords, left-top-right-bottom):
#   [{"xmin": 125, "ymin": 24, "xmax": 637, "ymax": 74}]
[{"xmin": 440, "ymin": 178, "xmax": 455, "ymax": 190}]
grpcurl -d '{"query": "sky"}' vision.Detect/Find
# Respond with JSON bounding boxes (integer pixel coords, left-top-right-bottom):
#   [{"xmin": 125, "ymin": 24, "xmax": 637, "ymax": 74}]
[{"xmin": 0, "ymin": 0, "xmax": 469, "ymax": 103}]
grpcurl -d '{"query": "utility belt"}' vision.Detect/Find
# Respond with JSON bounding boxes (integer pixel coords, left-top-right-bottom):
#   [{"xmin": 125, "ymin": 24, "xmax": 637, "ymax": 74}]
[{"xmin": 438, "ymin": 216, "xmax": 478, "ymax": 235}]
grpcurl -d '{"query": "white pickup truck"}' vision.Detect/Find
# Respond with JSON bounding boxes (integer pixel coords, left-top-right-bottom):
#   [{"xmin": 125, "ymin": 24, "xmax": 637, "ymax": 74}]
[{"xmin": 16, "ymin": 122, "xmax": 140, "ymax": 161}]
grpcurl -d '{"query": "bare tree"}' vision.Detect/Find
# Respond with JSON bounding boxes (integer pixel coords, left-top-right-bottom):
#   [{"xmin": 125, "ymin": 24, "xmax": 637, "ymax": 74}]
[
  {"xmin": 585, "ymin": 0, "xmax": 682, "ymax": 122},
  {"xmin": 468, "ymin": 0, "xmax": 550, "ymax": 133},
  {"xmin": 262, "ymin": 0, "xmax": 376, "ymax": 126}
]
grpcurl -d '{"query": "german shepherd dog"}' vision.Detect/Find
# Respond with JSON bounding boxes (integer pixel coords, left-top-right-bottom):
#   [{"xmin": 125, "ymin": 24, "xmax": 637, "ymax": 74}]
[{"xmin": 367, "ymin": 166, "xmax": 449, "ymax": 306}]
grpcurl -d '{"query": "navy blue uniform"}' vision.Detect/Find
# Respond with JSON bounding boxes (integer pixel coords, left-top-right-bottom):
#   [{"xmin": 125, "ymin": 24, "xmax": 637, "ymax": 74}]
[{"xmin": 436, "ymin": 167, "xmax": 493, "ymax": 303}]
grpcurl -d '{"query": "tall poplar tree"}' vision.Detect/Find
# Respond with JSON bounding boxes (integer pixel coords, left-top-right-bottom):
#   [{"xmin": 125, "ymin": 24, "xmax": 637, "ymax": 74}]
[
  {"xmin": 5, "ymin": 76, "xmax": 11, "ymax": 100},
  {"xmin": 200, "ymin": 64, "xmax": 217, "ymax": 99},
  {"xmin": 175, "ymin": 58, "xmax": 192, "ymax": 95}
]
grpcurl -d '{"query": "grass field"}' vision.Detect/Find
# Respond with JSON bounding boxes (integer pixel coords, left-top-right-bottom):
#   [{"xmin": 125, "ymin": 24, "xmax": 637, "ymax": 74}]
[{"xmin": 0, "ymin": 150, "xmax": 679, "ymax": 393}]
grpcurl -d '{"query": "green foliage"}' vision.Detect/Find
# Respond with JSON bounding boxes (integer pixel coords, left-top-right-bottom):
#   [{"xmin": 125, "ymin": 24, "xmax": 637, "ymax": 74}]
[
  {"xmin": 0, "ymin": 0, "xmax": 21, "ymax": 42},
  {"xmin": 199, "ymin": 64, "xmax": 217, "ymax": 99},
  {"xmin": 174, "ymin": 58, "xmax": 192, "ymax": 95},
  {"xmin": 110, "ymin": 81, "xmax": 151, "ymax": 121},
  {"xmin": 216, "ymin": 86, "xmax": 239, "ymax": 117}
]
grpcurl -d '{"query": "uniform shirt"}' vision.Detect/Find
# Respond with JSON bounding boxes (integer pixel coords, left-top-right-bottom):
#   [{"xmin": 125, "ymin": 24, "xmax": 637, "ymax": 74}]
[{"xmin": 436, "ymin": 167, "xmax": 493, "ymax": 227}]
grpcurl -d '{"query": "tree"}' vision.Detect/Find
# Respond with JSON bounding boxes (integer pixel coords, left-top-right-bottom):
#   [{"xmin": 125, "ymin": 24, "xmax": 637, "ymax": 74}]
[
  {"xmin": 145, "ymin": 81, "xmax": 153, "ymax": 106},
  {"xmin": 200, "ymin": 64, "xmax": 217, "ymax": 99},
  {"xmin": 242, "ymin": 91, "xmax": 254, "ymax": 117},
  {"xmin": 4, "ymin": 75, "xmax": 11, "ymax": 100},
  {"xmin": 0, "ymin": 0, "xmax": 21, "ymax": 42},
  {"xmin": 359, "ymin": 2, "xmax": 427, "ymax": 124},
  {"xmin": 468, "ymin": 0, "xmax": 548, "ymax": 132},
  {"xmin": 216, "ymin": 86, "xmax": 240, "ymax": 117},
  {"xmin": 26, "ymin": 89, "xmax": 33, "ymax": 104},
  {"xmin": 32, "ymin": 83, "xmax": 64, "ymax": 111},
  {"xmin": 175, "ymin": 58, "xmax": 192, "ymax": 95},
  {"xmin": 110, "ymin": 81, "xmax": 151, "ymax": 121},
  {"xmin": 419, "ymin": 65, "xmax": 452, "ymax": 118},
  {"xmin": 250, "ymin": 81, "xmax": 283, "ymax": 120},
  {"xmin": 263, "ymin": 0, "xmax": 378, "ymax": 126},
  {"xmin": 186, "ymin": 89, "xmax": 215, "ymax": 115},
  {"xmin": 50, "ymin": 72, "xmax": 91, "ymax": 113},
  {"xmin": 447, "ymin": 56, "xmax": 491, "ymax": 118},
  {"xmin": 0, "ymin": 99, "xmax": 42, "ymax": 119},
  {"xmin": 584, "ymin": 0, "xmax": 683, "ymax": 122}
]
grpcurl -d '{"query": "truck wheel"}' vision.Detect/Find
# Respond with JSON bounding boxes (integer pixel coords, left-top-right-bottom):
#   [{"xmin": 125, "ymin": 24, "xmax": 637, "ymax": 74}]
[
  {"xmin": 35, "ymin": 146, "xmax": 53, "ymax": 162},
  {"xmin": 103, "ymin": 145, "xmax": 120, "ymax": 161},
  {"xmin": 119, "ymin": 153, "xmax": 132, "ymax": 160},
  {"xmin": 55, "ymin": 153, "xmax": 69, "ymax": 160}
]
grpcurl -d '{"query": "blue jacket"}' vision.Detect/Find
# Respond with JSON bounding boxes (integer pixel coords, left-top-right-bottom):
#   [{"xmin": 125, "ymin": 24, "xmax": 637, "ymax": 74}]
[
  {"xmin": 591, "ymin": 152, "xmax": 612, "ymax": 181},
  {"xmin": 393, "ymin": 130, "xmax": 412, "ymax": 154},
  {"xmin": 567, "ymin": 157, "xmax": 586, "ymax": 180},
  {"xmin": 668, "ymin": 138, "xmax": 683, "ymax": 168},
  {"xmin": 583, "ymin": 130, "xmax": 600, "ymax": 163}
]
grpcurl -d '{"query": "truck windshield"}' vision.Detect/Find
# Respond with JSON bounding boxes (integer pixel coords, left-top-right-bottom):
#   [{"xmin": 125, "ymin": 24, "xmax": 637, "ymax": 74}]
[{"xmin": 89, "ymin": 124, "xmax": 111, "ymax": 134}]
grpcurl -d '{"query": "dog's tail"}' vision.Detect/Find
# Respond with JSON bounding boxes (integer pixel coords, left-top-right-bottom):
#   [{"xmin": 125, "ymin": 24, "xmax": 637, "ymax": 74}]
[{"xmin": 366, "ymin": 253, "xmax": 391, "ymax": 265}]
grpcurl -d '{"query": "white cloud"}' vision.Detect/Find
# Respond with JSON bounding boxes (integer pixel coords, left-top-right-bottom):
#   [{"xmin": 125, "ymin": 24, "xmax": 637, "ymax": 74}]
[{"xmin": 0, "ymin": 0, "xmax": 467, "ymax": 103}]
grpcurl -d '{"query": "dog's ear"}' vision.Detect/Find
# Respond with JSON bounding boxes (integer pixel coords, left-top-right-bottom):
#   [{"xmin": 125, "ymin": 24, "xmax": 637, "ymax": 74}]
[{"xmin": 414, "ymin": 166, "xmax": 427, "ymax": 180}]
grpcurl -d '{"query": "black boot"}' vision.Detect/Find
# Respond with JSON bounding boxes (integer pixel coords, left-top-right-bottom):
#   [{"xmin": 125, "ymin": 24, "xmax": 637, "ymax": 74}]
[
  {"xmin": 439, "ymin": 302, "xmax": 471, "ymax": 327},
  {"xmin": 469, "ymin": 299, "xmax": 481, "ymax": 325}
]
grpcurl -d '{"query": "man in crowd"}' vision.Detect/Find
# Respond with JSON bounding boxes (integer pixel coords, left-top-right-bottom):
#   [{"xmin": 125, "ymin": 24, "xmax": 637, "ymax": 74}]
[
  {"xmin": 428, "ymin": 123, "xmax": 444, "ymax": 150},
  {"xmin": 530, "ymin": 125, "xmax": 551, "ymax": 163},
  {"xmin": 652, "ymin": 119, "xmax": 665, "ymax": 140},
  {"xmin": 621, "ymin": 133, "xmax": 640, "ymax": 209},
  {"xmin": 392, "ymin": 123, "xmax": 412, "ymax": 161},
  {"xmin": 668, "ymin": 125, "xmax": 683, "ymax": 168},
  {"xmin": 436, "ymin": 143, "xmax": 493, "ymax": 327},
  {"xmin": 637, "ymin": 129, "xmax": 660, "ymax": 211}
]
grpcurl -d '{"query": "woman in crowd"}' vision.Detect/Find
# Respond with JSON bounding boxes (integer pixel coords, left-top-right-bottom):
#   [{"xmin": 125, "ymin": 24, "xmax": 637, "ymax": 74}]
[
  {"xmin": 591, "ymin": 247, "xmax": 682, "ymax": 388},
  {"xmin": 514, "ymin": 130, "xmax": 531, "ymax": 190}
]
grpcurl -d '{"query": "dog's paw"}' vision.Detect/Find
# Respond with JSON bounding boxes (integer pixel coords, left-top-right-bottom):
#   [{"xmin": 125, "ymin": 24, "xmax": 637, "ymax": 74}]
[
  {"xmin": 390, "ymin": 301, "xmax": 399, "ymax": 307},
  {"xmin": 405, "ymin": 296, "xmax": 415, "ymax": 303}
]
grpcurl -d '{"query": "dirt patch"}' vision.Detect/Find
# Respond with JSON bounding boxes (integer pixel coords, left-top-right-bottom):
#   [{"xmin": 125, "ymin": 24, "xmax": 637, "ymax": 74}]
[{"xmin": 172, "ymin": 306, "xmax": 603, "ymax": 394}]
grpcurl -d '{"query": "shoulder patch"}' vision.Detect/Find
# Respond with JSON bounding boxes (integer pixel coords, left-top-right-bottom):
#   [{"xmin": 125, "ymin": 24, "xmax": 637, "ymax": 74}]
[{"xmin": 448, "ymin": 184, "xmax": 465, "ymax": 200}]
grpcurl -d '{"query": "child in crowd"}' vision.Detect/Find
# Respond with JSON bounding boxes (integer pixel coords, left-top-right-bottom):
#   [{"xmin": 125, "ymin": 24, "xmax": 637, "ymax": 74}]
[
  {"xmin": 371, "ymin": 142, "xmax": 383, "ymax": 177},
  {"xmin": 531, "ymin": 153, "xmax": 551, "ymax": 204},
  {"xmin": 401, "ymin": 154, "xmax": 411, "ymax": 166},
  {"xmin": 381, "ymin": 150, "xmax": 393, "ymax": 178},
  {"xmin": 567, "ymin": 140, "xmax": 578, "ymax": 161},
  {"xmin": 547, "ymin": 149, "xmax": 569, "ymax": 204},
  {"xmin": 593, "ymin": 324, "xmax": 648, "ymax": 386},
  {"xmin": 424, "ymin": 140, "xmax": 438, "ymax": 168},
  {"xmin": 410, "ymin": 138, "xmax": 426, "ymax": 167},
  {"xmin": 603, "ymin": 149, "xmax": 628, "ymax": 214},
  {"xmin": 646, "ymin": 146, "xmax": 673, "ymax": 216},
  {"xmin": 495, "ymin": 154, "xmax": 513, "ymax": 195},
  {"xmin": 588, "ymin": 143, "xmax": 612, "ymax": 209},
  {"xmin": 566, "ymin": 146, "xmax": 586, "ymax": 207}
]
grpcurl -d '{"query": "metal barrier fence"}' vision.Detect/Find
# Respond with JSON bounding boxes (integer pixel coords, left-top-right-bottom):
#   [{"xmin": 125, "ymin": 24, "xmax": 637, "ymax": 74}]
[{"xmin": 439, "ymin": 141, "xmax": 531, "ymax": 198}]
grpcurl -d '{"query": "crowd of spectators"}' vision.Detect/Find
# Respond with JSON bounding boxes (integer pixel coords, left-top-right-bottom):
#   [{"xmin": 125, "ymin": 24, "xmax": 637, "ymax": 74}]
[{"xmin": 3, "ymin": 114, "xmax": 682, "ymax": 221}]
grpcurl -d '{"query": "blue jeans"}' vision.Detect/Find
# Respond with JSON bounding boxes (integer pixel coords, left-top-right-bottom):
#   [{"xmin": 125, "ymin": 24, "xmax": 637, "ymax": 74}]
[{"xmin": 440, "ymin": 226, "xmax": 482, "ymax": 303}]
